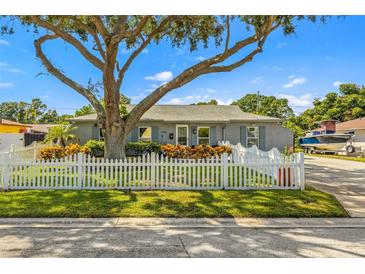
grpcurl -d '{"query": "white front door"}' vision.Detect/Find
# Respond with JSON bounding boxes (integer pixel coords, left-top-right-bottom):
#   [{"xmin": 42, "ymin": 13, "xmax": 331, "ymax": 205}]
[{"xmin": 176, "ymin": 125, "xmax": 188, "ymax": 145}]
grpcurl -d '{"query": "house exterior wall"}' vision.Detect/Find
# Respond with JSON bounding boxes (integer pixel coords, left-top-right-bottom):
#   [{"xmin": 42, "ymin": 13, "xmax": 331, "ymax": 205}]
[
  {"xmin": 224, "ymin": 122, "xmax": 293, "ymax": 151},
  {"xmin": 337, "ymin": 128, "xmax": 365, "ymax": 142},
  {"xmin": 72, "ymin": 120, "xmax": 293, "ymax": 151},
  {"xmin": 0, "ymin": 124, "xmax": 26, "ymax": 133},
  {"xmin": 354, "ymin": 129, "xmax": 365, "ymax": 142},
  {"xmin": 71, "ymin": 121, "xmax": 99, "ymax": 144}
]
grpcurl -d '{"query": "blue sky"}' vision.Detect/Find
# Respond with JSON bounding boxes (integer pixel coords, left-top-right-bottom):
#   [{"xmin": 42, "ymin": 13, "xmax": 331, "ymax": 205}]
[{"xmin": 0, "ymin": 16, "xmax": 365, "ymax": 115}]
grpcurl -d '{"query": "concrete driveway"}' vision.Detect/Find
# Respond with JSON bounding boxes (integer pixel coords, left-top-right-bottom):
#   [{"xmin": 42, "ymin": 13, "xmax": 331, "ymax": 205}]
[
  {"xmin": 0, "ymin": 218, "xmax": 364, "ymax": 258},
  {"xmin": 305, "ymin": 156, "xmax": 365, "ymax": 217}
]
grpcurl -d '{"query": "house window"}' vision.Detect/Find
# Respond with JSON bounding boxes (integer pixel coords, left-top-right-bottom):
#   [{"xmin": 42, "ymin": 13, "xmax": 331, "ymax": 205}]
[
  {"xmin": 139, "ymin": 127, "xmax": 152, "ymax": 142},
  {"xmin": 197, "ymin": 127, "xmax": 210, "ymax": 145},
  {"xmin": 99, "ymin": 128, "xmax": 104, "ymax": 140},
  {"xmin": 176, "ymin": 125, "xmax": 188, "ymax": 145},
  {"xmin": 247, "ymin": 127, "xmax": 259, "ymax": 147}
]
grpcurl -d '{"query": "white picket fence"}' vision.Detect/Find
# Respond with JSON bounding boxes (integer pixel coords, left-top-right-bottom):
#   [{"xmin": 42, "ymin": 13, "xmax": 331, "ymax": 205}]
[
  {"xmin": 0, "ymin": 142, "xmax": 46, "ymax": 161},
  {"xmin": 0, "ymin": 149, "xmax": 305, "ymax": 191}
]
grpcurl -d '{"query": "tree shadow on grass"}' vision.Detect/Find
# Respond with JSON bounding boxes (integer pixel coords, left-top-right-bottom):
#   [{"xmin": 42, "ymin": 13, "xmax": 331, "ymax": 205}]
[{"xmin": 0, "ymin": 189, "xmax": 347, "ymax": 218}]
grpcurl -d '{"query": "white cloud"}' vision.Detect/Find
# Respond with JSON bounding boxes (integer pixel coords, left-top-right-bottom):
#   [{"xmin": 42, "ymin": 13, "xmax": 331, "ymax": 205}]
[
  {"xmin": 0, "ymin": 39, "xmax": 9, "ymax": 46},
  {"xmin": 216, "ymin": 98, "xmax": 233, "ymax": 105},
  {"xmin": 206, "ymin": 88, "xmax": 216, "ymax": 93},
  {"xmin": 165, "ymin": 95, "xmax": 232, "ymax": 106},
  {"xmin": 250, "ymin": 76, "xmax": 263, "ymax": 84},
  {"xmin": 277, "ymin": 42, "xmax": 287, "ymax": 49},
  {"xmin": 145, "ymin": 71, "xmax": 173, "ymax": 82},
  {"xmin": 277, "ymin": 93, "xmax": 313, "ymax": 108},
  {"xmin": 283, "ymin": 75, "xmax": 306, "ymax": 88},
  {"xmin": 168, "ymin": 98, "xmax": 184, "ymax": 105},
  {"xmin": 0, "ymin": 82, "xmax": 14, "ymax": 89},
  {"xmin": 195, "ymin": 56, "xmax": 206, "ymax": 61},
  {"xmin": 0, "ymin": 62, "xmax": 25, "ymax": 74},
  {"xmin": 264, "ymin": 65, "xmax": 282, "ymax": 71},
  {"xmin": 333, "ymin": 81, "xmax": 343, "ymax": 88}
]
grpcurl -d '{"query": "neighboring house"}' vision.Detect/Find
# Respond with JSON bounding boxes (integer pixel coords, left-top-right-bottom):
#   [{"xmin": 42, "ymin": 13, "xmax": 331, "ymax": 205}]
[
  {"xmin": 0, "ymin": 119, "xmax": 57, "ymax": 151},
  {"xmin": 69, "ymin": 105, "xmax": 293, "ymax": 151},
  {"xmin": 28, "ymin": 123, "xmax": 57, "ymax": 134},
  {"xmin": 0, "ymin": 119, "xmax": 56, "ymax": 134},
  {"xmin": 336, "ymin": 117, "xmax": 365, "ymax": 143},
  {"xmin": 0, "ymin": 119, "xmax": 31, "ymax": 133}
]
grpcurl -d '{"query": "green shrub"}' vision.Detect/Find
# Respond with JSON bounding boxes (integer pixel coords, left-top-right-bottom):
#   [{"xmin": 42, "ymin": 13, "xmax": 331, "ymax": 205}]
[
  {"xmin": 84, "ymin": 140, "xmax": 104, "ymax": 157},
  {"xmin": 126, "ymin": 142, "xmax": 161, "ymax": 155},
  {"xmin": 83, "ymin": 140, "xmax": 161, "ymax": 157}
]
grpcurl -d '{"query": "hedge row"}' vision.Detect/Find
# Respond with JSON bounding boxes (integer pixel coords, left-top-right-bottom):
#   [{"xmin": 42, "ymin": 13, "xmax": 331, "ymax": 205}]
[{"xmin": 40, "ymin": 141, "xmax": 231, "ymax": 159}]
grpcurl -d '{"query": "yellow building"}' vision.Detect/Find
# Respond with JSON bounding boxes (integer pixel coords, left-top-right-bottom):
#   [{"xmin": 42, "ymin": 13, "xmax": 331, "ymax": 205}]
[{"xmin": 0, "ymin": 119, "xmax": 31, "ymax": 133}]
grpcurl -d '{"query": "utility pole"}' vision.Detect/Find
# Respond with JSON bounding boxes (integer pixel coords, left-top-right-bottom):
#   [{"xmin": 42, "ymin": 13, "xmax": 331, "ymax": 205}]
[{"xmin": 256, "ymin": 90, "xmax": 260, "ymax": 113}]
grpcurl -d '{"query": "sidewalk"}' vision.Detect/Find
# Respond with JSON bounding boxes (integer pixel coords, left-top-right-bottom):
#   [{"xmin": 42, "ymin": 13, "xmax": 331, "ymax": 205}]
[
  {"xmin": 1, "ymin": 218, "xmax": 364, "ymax": 257},
  {"xmin": 1, "ymin": 217, "xmax": 365, "ymax": 228}
]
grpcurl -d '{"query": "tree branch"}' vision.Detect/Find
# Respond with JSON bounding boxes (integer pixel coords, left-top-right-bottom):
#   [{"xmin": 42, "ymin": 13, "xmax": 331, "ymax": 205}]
[
  {"xmin": 224, "ymin": 15, "xmax": 230, "ymax": 52},
  {"xmin": 34, "ymin": 34, "xmax": 105, "ymax": 118},
  {"xmin": 112, "ymin": 16, "xmax": 128, "ymax": 35},
  {"xmin": 115, "ymin": 16, "xmax": 173, "ymax": 92},
  {"xmin": 91, "ymin": 16, "xmax": 110, "ymax": 42},
  {"xmin": 68, "ymin": 16, "xmax": 106, "ymax": 61},
  {"xmin": 125, "ymin": 17, "xmax": 278, "ymax": 129},
  {"xmin": 111, "ymin": 16, "xmax": 151, "ymax": 45},
  {"xmin": 30, "ymin": 16, "xmax": 104, "ymax": 71}
]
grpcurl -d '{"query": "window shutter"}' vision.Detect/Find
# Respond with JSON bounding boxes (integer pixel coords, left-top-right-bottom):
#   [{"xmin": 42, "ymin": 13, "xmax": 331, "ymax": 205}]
[
  {"xmin": 210, "ymin": 126, "xmax": 217, "ymax": 146},
  {"xmin": 152, "ymin": 126, "xmax": 159, "ymax": 143},
  {"xmin": 131, "ymin": 127, "xmax": 139, "ymax": 142},
  {"xmin": 240, "ymin": 126, "xmax": 247, "ymax": 146},
  {"xmin": 259, "ymin": 126, "xmax": 266, "ymax": 150}
]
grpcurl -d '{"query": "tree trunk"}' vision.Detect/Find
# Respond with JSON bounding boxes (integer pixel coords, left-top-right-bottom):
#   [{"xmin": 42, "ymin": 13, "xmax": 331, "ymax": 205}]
[{"xmin": 104, "ymin": 123, "xmax": 128, "ymax": 159}]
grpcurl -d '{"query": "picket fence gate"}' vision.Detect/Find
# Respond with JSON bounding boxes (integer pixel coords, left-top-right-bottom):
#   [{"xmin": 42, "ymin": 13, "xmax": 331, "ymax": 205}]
[{"xmin": 0, "ymin": 151, "xmax": 305, "ymax": 191}]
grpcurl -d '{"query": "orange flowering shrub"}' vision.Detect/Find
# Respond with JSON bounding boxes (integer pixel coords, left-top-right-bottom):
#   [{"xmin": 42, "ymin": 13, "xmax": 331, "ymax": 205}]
[
  {"xmin": 191, "ymin": 145, "xmax": 215, "ymax": 159},
  {"xmin": 40, "ymin": 146, "xmax": 65, "ymax": 160},
  {"xmin": 161, "ymin": 144, "xmax": 231, "ymax": 159},
  {"xmin": 64, "ymin": 143, "xmax": 81, "ymax": 156},
  {"xmin": 161, "ymin": 144, "xmax": 192, "ymax": 159},
  {"xmin": 213, "ymin": 145, "xmax": 232, "ymax": 156},
  {"xmin": 40, "ymin": 143, "xmax": 90, "ymax": 160},
  {"xmin": 80, "ymin": 145, "xmax": 90, "ymax": 155}
]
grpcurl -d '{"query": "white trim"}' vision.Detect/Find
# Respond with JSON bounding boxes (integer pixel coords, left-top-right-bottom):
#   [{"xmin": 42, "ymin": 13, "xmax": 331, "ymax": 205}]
[
  {"xmin": 138, "ymin": 126, "xmax": 152, "ymax": 142},
  {"xmin": 197, "ymin": 126, "xmax": 210, "ymax": 146},
  {"xmin": 176, "ymin": 124, "xmax": 189, "ymax": 146}
]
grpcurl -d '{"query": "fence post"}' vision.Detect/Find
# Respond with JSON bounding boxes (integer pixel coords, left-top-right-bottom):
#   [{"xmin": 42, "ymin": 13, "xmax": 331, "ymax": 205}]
[
  {"xmin": 222, "ymin": 153, "xmax": 228, "ymax": 190},
  {"xmin": 151, "ymin": 152, "xmax": 156, "ymax": 188},
  {"xmin": 299, "ymin": 152, "xmax": 305, "ymax": 191},
  {"xmin": 2, "ymin": 153, "xmax": 10, "ymax": 191},
  {"xmin": 77, "ymin": 153, "xmax": 83, "ymax": 189}
]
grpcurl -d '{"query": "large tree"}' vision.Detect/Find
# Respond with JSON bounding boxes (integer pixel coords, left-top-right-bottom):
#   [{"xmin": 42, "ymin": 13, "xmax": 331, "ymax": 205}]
[
  {"xmin": 232, "ymin": 93, "xmax": 294, "ymax": 119},
  {"xmin": 3, "ymin": 16, "xmax": 320, "ymax": 158}
]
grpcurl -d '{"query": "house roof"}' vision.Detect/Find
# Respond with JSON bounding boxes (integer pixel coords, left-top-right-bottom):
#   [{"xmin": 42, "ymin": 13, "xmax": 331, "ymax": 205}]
[
  {"xmin": 0, "ymin": 119, "xmax": 32, "ymax": 127},
  {"xmin": 69, "ymin": 105, "xmax": 281, "ymax": 123},
  {"xmin": 29, "ymin": 124, "xmax": 57, "ymax": 133},
  {"xmin": 336, "ymin": 117, "xmax": 365, "ymax": 131}
]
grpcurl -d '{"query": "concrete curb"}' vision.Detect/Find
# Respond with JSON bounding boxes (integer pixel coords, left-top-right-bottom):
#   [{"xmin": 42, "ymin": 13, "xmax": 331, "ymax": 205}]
[{"xmin": 1, "ymin": 217, "xmax": 365, "ymax": 228}]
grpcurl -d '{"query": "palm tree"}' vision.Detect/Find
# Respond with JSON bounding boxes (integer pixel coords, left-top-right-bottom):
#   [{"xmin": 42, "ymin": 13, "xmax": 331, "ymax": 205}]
[{"xmin": 44, "ymin": 124, "xmax": 77, "ymax": 147}]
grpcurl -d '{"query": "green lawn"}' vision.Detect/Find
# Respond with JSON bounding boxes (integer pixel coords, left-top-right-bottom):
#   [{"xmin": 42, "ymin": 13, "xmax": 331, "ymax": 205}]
[
  {"xmin": 0, "ymin": 189, "xmax": 347, "ymax": 218},
  {"xmin": 308, "ymin": 153, "xmax": 365, "ymax": 163}
]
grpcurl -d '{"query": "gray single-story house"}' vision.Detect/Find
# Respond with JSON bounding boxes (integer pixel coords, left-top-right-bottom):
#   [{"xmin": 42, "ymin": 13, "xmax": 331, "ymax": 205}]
[{"xmin": 69, "ymin": 105, "xmax": 293, "ymax": 151}]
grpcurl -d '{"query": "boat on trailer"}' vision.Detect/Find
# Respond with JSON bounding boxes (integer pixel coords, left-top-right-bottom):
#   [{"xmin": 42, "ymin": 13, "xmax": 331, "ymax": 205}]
[{"xmin": 299, "ymin": 120, "xmax": 354, "ymax": 153}]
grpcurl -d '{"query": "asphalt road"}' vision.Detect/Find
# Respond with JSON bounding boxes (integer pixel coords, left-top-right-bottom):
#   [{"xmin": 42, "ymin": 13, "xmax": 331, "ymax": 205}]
[
  {"xmin": 0, "ymin": 218, "xmax": 364, "ymax": 258},
  {"xmin": 305, "ymin": 155, "xmax": 365, "ymax": 217}
]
